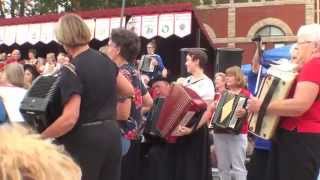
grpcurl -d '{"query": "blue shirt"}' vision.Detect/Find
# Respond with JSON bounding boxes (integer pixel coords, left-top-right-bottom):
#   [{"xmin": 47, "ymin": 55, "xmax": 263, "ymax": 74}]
[{"xmin": 142, "ymin": 54, "xmax": 165, "ymax": 80}]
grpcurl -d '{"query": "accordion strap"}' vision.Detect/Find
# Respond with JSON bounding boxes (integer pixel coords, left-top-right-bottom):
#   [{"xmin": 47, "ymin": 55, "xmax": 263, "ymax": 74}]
[
  {"xmin": 63, "ymin": 63, "xmax": 77, "ymax": 76},
  {"xmin": 255, "ymin": 77, "xmax": 280, "ymax": 134}
]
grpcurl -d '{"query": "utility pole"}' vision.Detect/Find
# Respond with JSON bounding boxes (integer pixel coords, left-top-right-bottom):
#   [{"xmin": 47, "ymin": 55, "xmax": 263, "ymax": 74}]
[{"xmin": 120, "ymin": 0, "xmax": 126, "ymax": 28}]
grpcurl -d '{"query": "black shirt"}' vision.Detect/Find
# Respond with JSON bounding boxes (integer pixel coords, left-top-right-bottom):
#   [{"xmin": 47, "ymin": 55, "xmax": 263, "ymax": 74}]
[{"xmin": 58, "ymin": 48, "xmax": 118, "ymax": 124}]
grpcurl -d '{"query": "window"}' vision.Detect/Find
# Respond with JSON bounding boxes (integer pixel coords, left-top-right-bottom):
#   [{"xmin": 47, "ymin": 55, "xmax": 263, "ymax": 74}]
[{"xmin": 255, "ymin": 25, "xmax": 285, "ymax": 37}]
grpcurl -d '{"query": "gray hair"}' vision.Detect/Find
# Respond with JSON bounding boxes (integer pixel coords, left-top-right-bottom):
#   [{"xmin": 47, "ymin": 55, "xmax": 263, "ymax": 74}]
[{"xmin": 297, "ymin": 24, "xmax": 320, "ymax": 43}]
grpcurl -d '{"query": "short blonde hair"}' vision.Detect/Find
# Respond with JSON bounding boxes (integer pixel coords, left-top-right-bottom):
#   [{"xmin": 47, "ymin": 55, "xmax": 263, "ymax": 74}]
[
  {"xmin": 0, "ymin": 123, "xmax": 82, "ymax": 180},
  {"xmin": 55, "ymin": 13, "xmax": 91, "ymax": 48},
  {"xmin": 225, "ymin": 66, "xmax": 246, "ymax": 88},
  {"xmin": 214, "ymin": 72, "xmax": 226, "ymax": 82},
  {"xmin": 4, "ymin": 63, "xmax": 25, "ymax": 88}
]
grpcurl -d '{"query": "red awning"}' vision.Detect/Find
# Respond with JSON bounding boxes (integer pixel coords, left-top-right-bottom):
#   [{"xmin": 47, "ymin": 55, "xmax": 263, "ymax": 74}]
[{"xmin": 0, "ymin": 3, "xmax": 193, "ymax": 26}]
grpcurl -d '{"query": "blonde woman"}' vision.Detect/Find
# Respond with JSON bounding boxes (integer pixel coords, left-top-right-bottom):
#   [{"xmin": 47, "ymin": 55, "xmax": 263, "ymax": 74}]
[
  {"xmin": 0, "ymin": 123, "xmax": 81, "ymax": 180},
  {"xmin": 41, "ymin": 14, "xmax": 134, "ymax": 180},
  {"xmin": 214, "ymin": 66, "xmax": 250, "ymax": 180},
  {"xmin": 0, "ymin": 63, "xmax": 27, "ymax": 122}
]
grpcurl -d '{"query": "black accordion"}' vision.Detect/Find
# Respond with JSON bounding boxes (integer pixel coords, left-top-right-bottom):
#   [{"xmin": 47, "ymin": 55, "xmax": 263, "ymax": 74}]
[
  {"xmin": 210, "ymin": 91, "xmax": 247, "ymax": 133},
  {"xmin": 20, "ymin": 64, "xmax": 76, "ymax": 132},
  {"xmin": 143, "ymin": 97, "xmax": 165, "ymax": 138},
  {"xmin": 20, "ymin": 73, "xmax": 62, "ymax": 132}
]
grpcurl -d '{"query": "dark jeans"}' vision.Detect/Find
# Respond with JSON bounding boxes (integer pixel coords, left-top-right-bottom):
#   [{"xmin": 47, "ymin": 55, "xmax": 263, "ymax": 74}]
[
  {"xmin": 59, "ymin": 120, "xmax": 122, "ymax": 180},
  {"xmin": 266, "ymin": 128, "xmax": 320, "ymax": 180},
  {"xmin": 247, "ymin": 149, "xmax": 269, "ymax": 180}
]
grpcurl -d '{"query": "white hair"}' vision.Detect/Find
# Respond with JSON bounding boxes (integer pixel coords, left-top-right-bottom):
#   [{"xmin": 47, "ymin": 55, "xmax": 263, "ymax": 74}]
[{"xmin": 297, "ymin": 24, "xmax": 320, "ymax": 43}]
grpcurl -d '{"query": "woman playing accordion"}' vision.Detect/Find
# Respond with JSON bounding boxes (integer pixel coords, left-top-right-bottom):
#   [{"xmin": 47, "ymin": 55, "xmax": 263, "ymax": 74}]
[{"xmin": 248, "ymin": 24, "xmax": 320, "ymax": 180}]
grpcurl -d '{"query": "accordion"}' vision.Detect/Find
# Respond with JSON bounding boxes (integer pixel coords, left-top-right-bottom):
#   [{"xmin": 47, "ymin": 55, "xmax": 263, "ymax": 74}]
[
  {"xmin": 248, "ymin": 63, "xmax": 297, "ymax": 139},
  {"xmin": 156, "ymin": 84, "xmax": 207, "ymax": 142},
  {"xmin": 20, "ymin": 64, "xmax": 76, "ymax": 132},
  {"xmin": 210, "ymin": 91, "xmax": 248, "ymax": 133},
  {"xmin": 138, "ymin": 55, "xmax": 156, "ymax": 73},
  {"xmin": 143, "ymin": 97, "xmax": 165, "ymax": 138}
]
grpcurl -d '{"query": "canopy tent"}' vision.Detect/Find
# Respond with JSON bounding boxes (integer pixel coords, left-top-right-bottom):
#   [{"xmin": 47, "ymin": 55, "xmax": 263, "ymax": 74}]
[
  {"xmin": 0, "ymin": 3, "xmax": 216, "ymax": 79},
  {"xmin": 241, "ymin": 44, "xmax": 293, "ymax": 74},
  {"xmin": 262, "ymin": 44, "xmax": 293, "ymax": 62},
  {"xmin": 0, "ymin": 3, "xmax": 196, "ymax": 46}
]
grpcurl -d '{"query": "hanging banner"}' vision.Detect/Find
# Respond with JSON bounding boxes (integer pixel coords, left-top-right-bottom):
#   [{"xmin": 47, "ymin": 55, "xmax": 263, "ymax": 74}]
[
  {"xmin": 84, "ymin": 19, "xmax": 95, "ymax": 40},
  {"xmin": 40, "ymin": 22, "xmax": 56, "ymax": 44},
  {"xmin": 28, "ymin": 23, "xmax": 41, "ymax": 45},
  {"xmin": 126, "ymin": 16, "xmax": 142, "ymax": 36},
  {"xmin": 95, "ymin": 18, "xmax": 110, "ymax": 41},
  {"xmin": 174, "ymin": 12, "xmax": 192, "ymax": 38},
  {"xmin": 158, "ymin": 14, "xmax": 174, "ymax": 38},
  {"xmin": 3, "ymin": 26, "xmax": 16, "ymax": 46},
  {"xmin": 141, "ymin": 15, "xmax": 158, "ymax": 39},
  {"xmin": 110, "ymin": 17, "xmax": 126, "ymax": 33},
  {"xmin": 0, "ymin": 27, "xmax": 5, "ymax": 45},
  {"xmin": 15, "ymin": 25, "xmax": 29, "ymax": 45}
]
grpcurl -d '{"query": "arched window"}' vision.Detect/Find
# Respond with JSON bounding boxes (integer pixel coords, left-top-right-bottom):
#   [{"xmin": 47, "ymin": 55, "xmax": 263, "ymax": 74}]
[{"xmin": 255, "ymin": 25, "xmax": 285, "ymax": 37}]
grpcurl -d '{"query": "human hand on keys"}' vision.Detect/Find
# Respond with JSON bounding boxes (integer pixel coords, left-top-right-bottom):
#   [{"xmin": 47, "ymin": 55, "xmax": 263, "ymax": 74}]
[{"xmin": 247, "ymin": 96, "xmax": 262, "ymax": 113}]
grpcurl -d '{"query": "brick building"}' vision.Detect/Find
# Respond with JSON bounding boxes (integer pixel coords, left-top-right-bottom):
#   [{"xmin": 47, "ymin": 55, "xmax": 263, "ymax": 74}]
[{"xmin": 195, "ymin": 0, "xmax": 316, "ymax": 64}]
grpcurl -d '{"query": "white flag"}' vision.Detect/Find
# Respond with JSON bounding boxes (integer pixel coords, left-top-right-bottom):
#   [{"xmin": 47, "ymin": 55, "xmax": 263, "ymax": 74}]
[
  {"xmin": 174, "ymin": 12, "xmax": 192, "ymax": 38},
  {"xmin": 126, "ymin": 16, "xmax": 142, "ymax": 36},
  {"xmin": 40, "ymin": 22, "xmax": 55, "ymax": 44},
  {"xmin": 158, "ymin": 14, "xmax": 174, "ymax": 38},
  {"xmin": 84, "ymin": 19, "xmax": 95, "ymax": 40},
  {"xmin": 0, "ymin": 27, "xmax": 5, "ymax": 45},
  {"xmin": 15, "ymin": 25, "xmax": 29, "ymax": 45},
  {"xmin": 3, "ymin": 26, "xmax": 16, "ymax": 46},
  {"xmin": 95, "ymin": 18, "xmax": 110, "ymax": 41},
  {"xmin": 141, "ymin": 15, "xmax": 158, "ymax": 39},
  {"xmin": 110, "ymin": 17, "xmax": 126, "ymax": 33},
  {"xmin": 28, "ymin": 23, "xmax": 41, "ymax": 45}
]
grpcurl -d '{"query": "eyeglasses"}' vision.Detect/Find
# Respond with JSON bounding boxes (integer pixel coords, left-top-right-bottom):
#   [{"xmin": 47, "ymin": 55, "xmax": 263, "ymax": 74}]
[
  {"xmin": 297, "ymin": 41, "xmax": 312, "ymax": 45},
  {"xmin": 147, "ymin": 46, "xmax": 153, "ymax": 49}
]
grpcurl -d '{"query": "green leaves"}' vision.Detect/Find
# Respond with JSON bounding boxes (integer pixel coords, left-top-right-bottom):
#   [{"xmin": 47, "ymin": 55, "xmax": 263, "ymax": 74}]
[{"xmin": 0, "ymin": 0, "xmax": 210, "ymax": 18}]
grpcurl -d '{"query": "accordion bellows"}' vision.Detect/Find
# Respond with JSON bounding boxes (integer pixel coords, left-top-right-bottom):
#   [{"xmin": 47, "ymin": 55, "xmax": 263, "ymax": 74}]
[
  {"xmin": 20, "ymin": 73, "xmax": 62, "ymax": 132},
  {"xmin": 210, "ymin": 91, "xmax": 247, "ymax": 133},
  {"xmin": 156, "ymin": 84, "xmax": 207, "ymax": 140}
]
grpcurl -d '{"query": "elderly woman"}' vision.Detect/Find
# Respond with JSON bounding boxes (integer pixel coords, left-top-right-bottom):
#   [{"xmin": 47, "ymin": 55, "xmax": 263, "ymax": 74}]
[
  {"xmin": 0, "ymin": 63, "xmax": 27, "ymax": 122},
  {"xmin": 106, "ymin": 28, "xmax": 153, "ymax": 180},
  {"xmin": 41, "ymin": 14, "xmax": 134, "ymax": 180},
  {"xmin": 248, "ymin": 24, "xmax": 320, "ymax": 180}
]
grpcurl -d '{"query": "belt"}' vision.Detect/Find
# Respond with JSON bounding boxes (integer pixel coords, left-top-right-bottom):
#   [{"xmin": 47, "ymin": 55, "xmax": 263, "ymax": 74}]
[{"xmin": 80, "ymin": 120, "xmax": 113, "ymax": 127}]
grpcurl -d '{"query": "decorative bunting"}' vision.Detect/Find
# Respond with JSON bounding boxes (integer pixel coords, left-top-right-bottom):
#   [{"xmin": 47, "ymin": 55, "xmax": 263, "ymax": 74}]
[
  {"xmin": 141, "ymin": 15, "xmax": 158, "ymax": 39},
  {"xmin": 110, "ymin": 17, "xmax": 126, "ymax": 33},
  {"xmin": 84, "ymin": 19, "xmax": 96, "ymax": 40},
  {"xmin": 126, "ymin": 16, "xmax": 142, "ymax": 36},
  {"xmin": 0, "ymin": 27, "xmax": 5, "ymax": 45},
  {"xmin": 95, "ymin": 18, "xmax": 110, "ymax": 41},
  {"xmin": 174, "ymin": 12, "xmax": 192, "ymax": 38},
  {"xmin": 28, "ymin": 23, "xmax": 41, "ymax": 45},
  {"xmin": 40, "ymin": 22, "xmax": 56, "ymax": 44},
  {"xmin": 158, "ymin": 14, "xmax": 174, "ymax": 38},
  {"xmin": 15, "ymin": 25, "xmax": 29, "ymax": 45},
  {"xmin": 3, "ymin": 26, "xmax": 16, "ymax": 46}
]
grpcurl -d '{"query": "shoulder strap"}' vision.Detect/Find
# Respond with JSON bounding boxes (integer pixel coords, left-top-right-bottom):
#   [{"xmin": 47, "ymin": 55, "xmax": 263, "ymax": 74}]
[{"xmin": 63, "ymin": 63, "xmax": 77, "ymax": 76}]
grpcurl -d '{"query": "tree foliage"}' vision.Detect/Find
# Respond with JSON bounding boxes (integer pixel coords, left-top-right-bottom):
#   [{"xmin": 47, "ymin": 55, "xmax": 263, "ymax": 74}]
[{"xmin": 0, "ymin": 0, "xmax": 212, "ymax": 18}]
